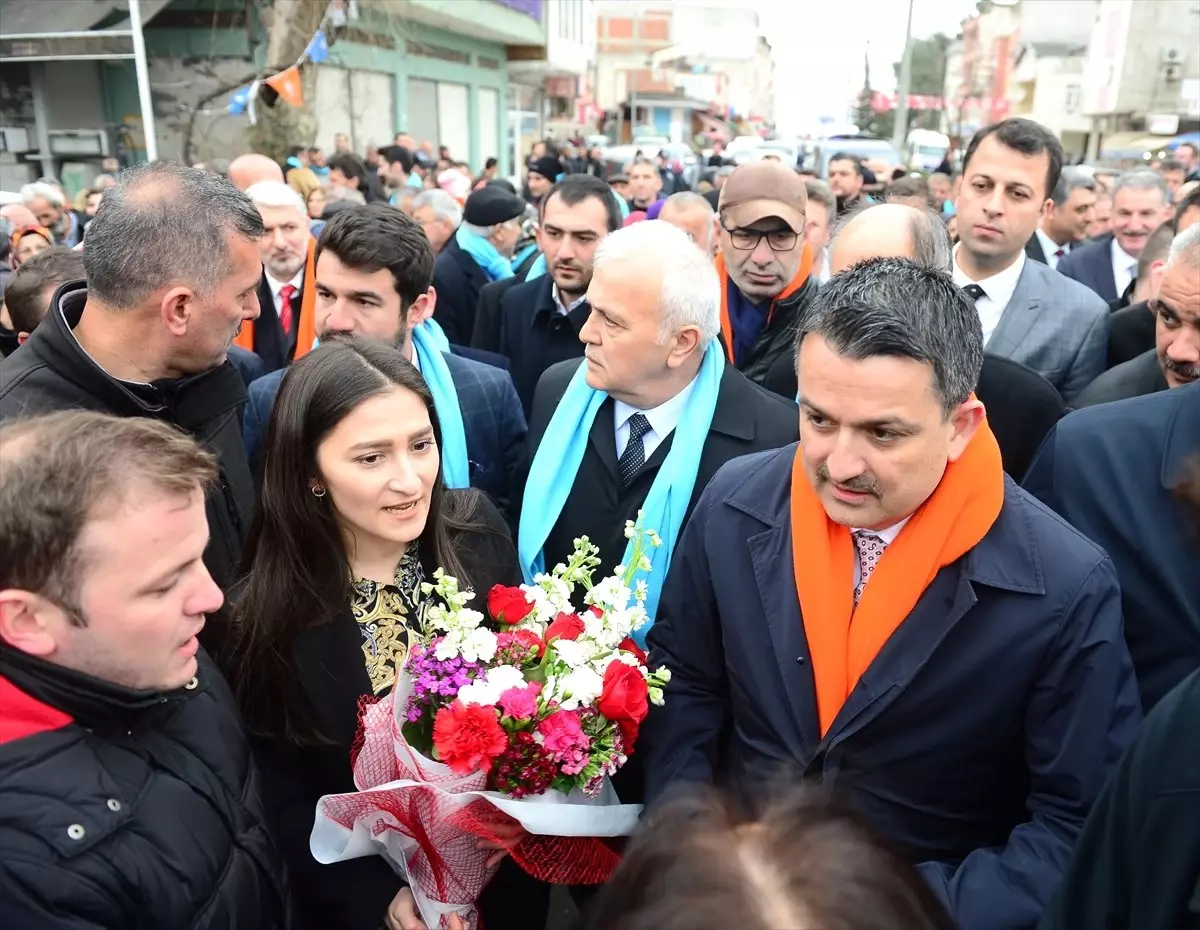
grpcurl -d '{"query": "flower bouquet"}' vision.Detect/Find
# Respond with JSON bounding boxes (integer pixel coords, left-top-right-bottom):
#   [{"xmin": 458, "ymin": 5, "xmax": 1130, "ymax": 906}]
[{"xmin": 310, "ymin": 522, "xmax": 671, "ymax": 929}]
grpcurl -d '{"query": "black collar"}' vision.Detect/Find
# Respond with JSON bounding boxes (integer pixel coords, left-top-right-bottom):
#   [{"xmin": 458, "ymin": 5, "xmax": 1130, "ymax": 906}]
[{"xmin": 0, "ymin": 643, "xmax": 203, "ymax": 733}]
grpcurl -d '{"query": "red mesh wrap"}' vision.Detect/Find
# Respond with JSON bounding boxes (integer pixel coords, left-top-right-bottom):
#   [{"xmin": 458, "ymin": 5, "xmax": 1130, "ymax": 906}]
[{"xmin": 317, "ymin": 691, "xmax": 622, "ymax": 929}]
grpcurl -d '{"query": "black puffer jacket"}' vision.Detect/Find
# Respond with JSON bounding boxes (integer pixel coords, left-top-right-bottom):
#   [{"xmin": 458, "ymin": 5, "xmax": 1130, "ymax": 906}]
[
  {"xmin": 721, "ymin": 274, "xmax": 817, "ymax": 391},
  {"xmin": 0, "ymin": 281, "xmax": 254, "ymax": 592},
  {"xmin": 0, "ymin": 646, "xmax": 288, "ymax": 930}
]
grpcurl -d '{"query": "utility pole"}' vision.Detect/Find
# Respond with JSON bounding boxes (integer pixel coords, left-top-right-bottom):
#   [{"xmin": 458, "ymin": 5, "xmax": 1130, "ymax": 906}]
[{"xmin": 892, "ymin": 0, "xmax": 915, "ymax": 155}]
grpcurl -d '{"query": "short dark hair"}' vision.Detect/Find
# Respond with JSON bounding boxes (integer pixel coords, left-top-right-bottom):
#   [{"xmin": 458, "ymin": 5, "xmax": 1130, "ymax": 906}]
[
  {"xmin": 326, "ymin": 152, "xmax": 368, "ymax": 184},
  {"xmin": 583, "ymin": 784, "xmax": 954, "ymax": 930},
  {"xmin": 885, "ymin": 176, "xmax": 930, "ymax": 202},
  {"xmin": 1174, "ymin": 185, "xmax": 1200, "ymax": 231},
  {"xmin": 0, "ymin": 412, "xmax": 216, "ymax": 624},
  {"xmin": 485, "ymin": 157, "xmax": 498, "ymax": 170},
  {"xmin": 797, "ymin": 256, "xmax": 983, "ymax": 415},
  {"xmin": 828, "ymin": 153, "xmax": 865, "ymax": 177},
  {"xmin": 316, "ymin": 203, "xmax": 433, "ymax": 308},
  {"xmin": 379, "ymin": 145, "xmax": 413, "ymax": 174},
  {"xmin": 962, "ymin": 118, "xmax": 1063, "ymax": 200},
  {"xmin": 1049, "ymin": 167, "xmax": 1095, "ymax": 206},
  {"xmin": 5, "ymin": 246, "xmax": 85, "ymax": 333},
  {"xmin": 540, "ymin": 174, "xmax": 623, "ymax": 232},
  {"xmin": 1138, "ymin": 222, "xmax": 1175, "ymax": 277},
  {"xmin": 1160, "ymin": 159, "xmax": 1184, "ymax": 174}
]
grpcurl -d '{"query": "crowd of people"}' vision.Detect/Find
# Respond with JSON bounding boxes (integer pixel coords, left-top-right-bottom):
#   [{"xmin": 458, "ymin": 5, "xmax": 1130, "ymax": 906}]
[{"xmin": 1, "ymin": 117, "xmax": 1199, "ymax": 930}]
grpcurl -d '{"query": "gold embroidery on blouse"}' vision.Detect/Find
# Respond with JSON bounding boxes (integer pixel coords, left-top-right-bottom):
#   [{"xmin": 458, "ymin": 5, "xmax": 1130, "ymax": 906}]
[{"xmin": 350, "ymin": 546, "xmax": 427, "ymax": 694}]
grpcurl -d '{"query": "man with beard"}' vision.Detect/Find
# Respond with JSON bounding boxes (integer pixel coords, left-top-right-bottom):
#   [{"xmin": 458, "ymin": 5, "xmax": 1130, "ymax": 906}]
[
  {"xmin": 493, "ymin": 175, "xmax": 621, "ymax": 414},
  {"xmin": 1025, "ymin": 168, "xmax": 1096, "ymax": 270},
  {"xmin": 20, "ymin": 181, "xmax": 81, "ymax": 247},
  {"xmin": 827, "ymin": 153, "xmax": 870, "ymax": 215},
  {"xmin": 0, "ymin": 162, "xmax": 263, "ymax": 593},
  {"xmin": 233, "ymin": 180, "xmax": 316, "ymax": 372},
  {"xmin": 644, "ymin": 257, "xmax": 1139, "ymax": 930},
  {"xmin": 242, "ymin": 204, "xmax": 526, "ymax": 515},
  {"xmin": 1075, "ymin": 225, "xmax": 1200, "ymax": 406}
]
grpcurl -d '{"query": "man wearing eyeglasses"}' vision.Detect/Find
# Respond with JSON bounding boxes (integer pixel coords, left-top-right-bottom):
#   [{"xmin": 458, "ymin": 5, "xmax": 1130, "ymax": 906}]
[{"xmin": 715, "ymin": 161, "xmax": 819, "ymax": 396}]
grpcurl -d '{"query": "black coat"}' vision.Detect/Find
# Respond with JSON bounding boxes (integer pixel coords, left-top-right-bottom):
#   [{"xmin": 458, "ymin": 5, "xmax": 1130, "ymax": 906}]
[
  {"xmin": 726, "ymin": 275, "xmax": 817, "ymax": 391},
  {"xmin": 0, "ymin": 646, "xmax": 288, "ymax": 930},
  {"xmin": 1107, "ymin": 299, "xmax": 1156, "ymax": 369},
  {"xmin": 253, "ymin": 272, "xmax": 308, "ymax": 373},
  {"xmin": 498, "ymin": 275, "xmax": 591, "ymax": 417},
  {"xmin": 764, "ymin": 350, "xmax": 1066, "ymax": 481},
  {"xmin": 433, "ymin": 236, "xmax": 491, "ymax": 346},
  {"xmin": 1074, "ymin": 349, "xmax": 1167, "ymax": 408},
  {"xmin": 1039, "ymin": 670, "xmax": 1200, "ymax": 930},
  {"xmin": 1057, "ymin": 232, "xmax": 1120, "ymax": 304},
  {"xmin": 250, "ymin": 491, "xmax": 525, "ymax": 930},
  {"xmin": 0, "ymin": 282, "xmax": 254, "ymax": 593},
  {"xmin": 521, "ymin": 358, "xmax": 799, "ymax": 580}
]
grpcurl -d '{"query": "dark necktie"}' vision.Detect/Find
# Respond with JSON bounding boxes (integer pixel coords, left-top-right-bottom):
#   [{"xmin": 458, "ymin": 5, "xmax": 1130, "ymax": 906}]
[
  {"xmin": 1054, "ymin": 248, "xmax": 1066, "ymax": 260},
  {"xmin": 618, "ymin": 413, "xmax": 651, "ymax": 488},
  {"xmin": 962, "ymin": 283, "xmax": 986, "ymax": 304}
]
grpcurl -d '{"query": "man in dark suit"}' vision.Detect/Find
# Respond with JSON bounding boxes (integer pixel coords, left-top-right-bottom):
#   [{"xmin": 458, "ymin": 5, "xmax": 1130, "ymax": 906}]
[
  {"xmin": 519, "ymin": 219, "xmax": 797, "ymax": 629},
  {"xmin": 1025, "ymin": 382, "xmax": 1200, "ymax": 711},
  {"xmin": 644, "ymin": 257, "xmax": 1140, "ymax": 930},
  {"xmin": 242, "ymin": 181, "xmax": 315, "ymax": 372},
  {"xmin": 432, "ymin": 185, "xmax": 527, "ymax": 344},
  {"xmin": 770, "ymin": 202, "xmax": 1067, "ymax": 479},
  {"xmin": 1057, "ymin": 170, "xmax": 1173, "ymax": 306},
  {"xmin": 496, "ymin": 175, "xmax": 621, "ymax": 415},
  {"xmin": 243, "ymin": 205, "xmax": 526, "ymax": 516},
  {"xmin": 1024, "ymin": 167, "xmax": 1096, "ymax": 271}
]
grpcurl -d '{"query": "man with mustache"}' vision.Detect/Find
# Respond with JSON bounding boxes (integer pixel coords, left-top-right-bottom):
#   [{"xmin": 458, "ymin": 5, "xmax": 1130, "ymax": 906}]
[
  {"xmin": 952, "ymin": 118, "xmax": 1109, "ymax": 402},
  {"xmin": 644, "ymin": 256, "xmax": 1139, "ymax": 930},
  {"xmin": 1074, "ymin": 224, "xmax": 1200, "ymax": 407},
  {"xmin": 493, "ymin": 175, "xmax": 621, "ymax": 415}
]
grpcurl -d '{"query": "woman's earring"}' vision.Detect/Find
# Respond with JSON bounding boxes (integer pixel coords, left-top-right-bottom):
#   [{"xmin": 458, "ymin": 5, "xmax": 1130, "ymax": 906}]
[{"xmin": 311, "ymin": 484, "xmax": 326, "ymax": 498}]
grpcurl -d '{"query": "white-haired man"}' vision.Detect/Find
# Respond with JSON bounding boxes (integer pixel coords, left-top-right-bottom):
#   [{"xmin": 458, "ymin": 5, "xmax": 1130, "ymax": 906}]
[
  {"xmin": 240, "ymin": 180, "xmax": 315, "ymax": 372},
  {"xmin": 411, "ymin": 188, "xmax": 462, "ymax": 255},
  {"xmin": 22, "ymin": 181, "xmax": 81, "ymax": 247},
  {"xmin": 659, "ymin": 191, "xmax": 718, "ymax": 258},
  {"xmin": 518, "ymin": 221, "xmax": 798, "ymax": 653}
]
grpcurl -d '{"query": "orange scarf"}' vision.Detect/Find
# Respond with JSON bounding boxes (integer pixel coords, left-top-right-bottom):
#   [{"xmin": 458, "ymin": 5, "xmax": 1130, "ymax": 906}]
[
  {"xmin": 789, "ymin": 415, "xmax": 1004, "ymax": 736},
  {"xmin": 233, "ymin": 237, "xmax": 317, "ymax": 361},
  {"xmin": 715, "ymin": 243, "xmax": 813, "ymax": 365}
]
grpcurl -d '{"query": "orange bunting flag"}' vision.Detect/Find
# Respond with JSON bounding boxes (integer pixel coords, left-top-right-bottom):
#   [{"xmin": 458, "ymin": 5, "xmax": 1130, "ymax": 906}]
[{"xmin": 266, "ymin": 66, "xmax": 304, "ymax": 108}]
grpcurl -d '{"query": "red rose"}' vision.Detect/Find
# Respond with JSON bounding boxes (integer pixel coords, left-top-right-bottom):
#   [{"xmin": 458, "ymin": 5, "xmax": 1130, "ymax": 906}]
[
  {"xmin": 432, "ymin": 701, "xmax": 509, "ymax": 775},
  {"xmin": 598, "ymin": 661, "xmax": 650, "ymax": 751},
  {"xmin": 487, "ymin": 585, "xmax": 535, "ymax": 625},
  {"xmin": 617, "ymin": 637, "xmax": 647, "ymax": 664},
  {"xmin": 545, "ymin": 612, "xmax": 586, "ymax": 643}
]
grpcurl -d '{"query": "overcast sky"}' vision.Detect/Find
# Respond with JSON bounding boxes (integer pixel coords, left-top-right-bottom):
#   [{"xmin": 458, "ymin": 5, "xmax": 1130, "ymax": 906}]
[{"xmin": 758, "ymin": 0, "xmax": 981, "ymax": 135}]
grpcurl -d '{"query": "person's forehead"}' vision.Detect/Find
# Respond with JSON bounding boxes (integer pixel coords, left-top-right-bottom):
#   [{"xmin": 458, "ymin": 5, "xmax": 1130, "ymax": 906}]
[
  {"xmin": 967, "ymin": 137, "xmax": 1046, "ymax": 180},
  {"xmin": 1115, "ymin": 186, "xmax": 1165, "ymax": 207}
]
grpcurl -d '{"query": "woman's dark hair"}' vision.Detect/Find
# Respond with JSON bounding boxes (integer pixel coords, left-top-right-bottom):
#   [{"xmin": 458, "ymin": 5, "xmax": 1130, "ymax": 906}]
[
  {"xmin": 582, "ymin": 785, "xmax": 954, "ymax": 930},
  {"xmin": 222, "ymin": 335, "xmax": 488, "ymax": 744}
]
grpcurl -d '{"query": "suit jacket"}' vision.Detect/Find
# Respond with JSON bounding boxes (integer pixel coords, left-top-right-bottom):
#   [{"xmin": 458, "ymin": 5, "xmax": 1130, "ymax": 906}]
[
  {"xmin": 1025, "ymin": 382, "xmax": 1200, "ymax": 710},
  {"xmin": 432, "ymin": 237, "xmax": 491, "ymax": 346},
  {"xmin": 986, "ymin": 255, "xmax": 1109, "ymax": 401},
  {"xmin": 227, "ymin": 345, "xmax": 268, "ymax": 388},
  {"xmin": 521, "ymin": 357, "xmax": 799, "ymax": 573},
  {"xmin": 472, "ymin": 277, "xmax": 524, "ymax": 353},
  {"xmin": 1024, "ymin": 232, "xmax": 1048, "ymax": 265},
  {"xmin": 1057, "ymin": 233, "xmax": 1119, "ymax": 304},
  {"xmin": 1074, "ymin": 349, "xmax": 1167, "ymax": 408},
  {"xmin": 645, "ymin": 446, "xmax": 1140, "ymax": 930},
  {"xmin": 243, "ymin": 350, "xmax": 527, "ymax": 515},
  {"xmin": 1107, "ymin": 300, "xmax": 1156, "ymax": 369},
  {"xmin": 499, "ymin": 276, "xmax": 592, "ymax": 416},
  {"xmin": 254, "ymin": 272, "xmax": 307, "ymax": 373},
  {"xmin": 765, "ymin": 353, "xmax": 1065, "ymax": 481}
]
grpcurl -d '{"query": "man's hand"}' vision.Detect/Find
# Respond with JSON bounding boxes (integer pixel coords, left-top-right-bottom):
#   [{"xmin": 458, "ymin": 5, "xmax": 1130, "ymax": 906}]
[
  {"xmin": 384, "ymin": 887, "xmax": 468, "ymax": 930},
  {"xmin": 477, "ymin": 820, "xmax": 528, "ymax": 868}
]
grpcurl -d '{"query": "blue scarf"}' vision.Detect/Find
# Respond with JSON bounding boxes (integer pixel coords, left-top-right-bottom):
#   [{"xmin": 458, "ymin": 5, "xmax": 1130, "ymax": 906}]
[
  {"xmin": 525, "ymin": 252, "xmax": 547, "ymax": 281},
  {"xmin": 724, "ymin": 278, "xmax": 771, "ymax": 368},
  {"xmin": 411, "ymin": 320, "xmax": 469, "ymax": 489},
  {"xmin": 511, "ymin": 241, "xmax": 539, "ymax": 273},
  {"xmin": 517, "ymin": 344, "xmax": 725, "ymax": 646},
  {"xmin": 455, "ymin": 225, "xmax": 514, "ymax": 282}
]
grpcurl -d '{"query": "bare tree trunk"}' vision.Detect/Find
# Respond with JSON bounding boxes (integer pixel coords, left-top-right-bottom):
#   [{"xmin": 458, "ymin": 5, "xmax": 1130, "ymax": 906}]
[{"xmin": 248, "ymin": 0, "xmax": 330, "ymax": 162}]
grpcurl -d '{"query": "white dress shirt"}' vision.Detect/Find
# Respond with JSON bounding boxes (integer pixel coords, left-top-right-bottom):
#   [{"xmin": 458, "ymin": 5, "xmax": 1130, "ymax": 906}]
[
  {"xmin": 552, "ymin": 283, "xmax": 588, "ymax": 318},
  {"xmin": 952, "ymin": 246, "xmax": 1027, "ymax": 346},
  {"xmin": 851, "ymin": 516, "xmax": 910, "ymax": 592},
  {"xmin": 1110, "ymin": 238, "xmax": 1139, "ymax": 299},
  {"xmin": 1034, "ymin": 228, "xmax": 1069, "ymax": 271},
  {"xmin": 614, "ymin": 375, "xmax": 699, "ymax": 462},
  {"xmin": 264, "ymin": 269, "xmax": 304, "ymax": 321}
]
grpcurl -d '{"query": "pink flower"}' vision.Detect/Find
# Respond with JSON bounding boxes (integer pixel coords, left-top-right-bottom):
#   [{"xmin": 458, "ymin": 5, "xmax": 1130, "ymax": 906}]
[
  {"xmin": 536, "ymin": 709, "xmax": 591, "ymax": 776},
  {"xmin": 497, "ymin": 681, "xmax": 542, "ymax": 720}
]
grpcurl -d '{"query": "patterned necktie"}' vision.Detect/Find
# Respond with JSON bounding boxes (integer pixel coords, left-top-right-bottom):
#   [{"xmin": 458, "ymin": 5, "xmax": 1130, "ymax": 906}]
[
  {"xmin": 961, "ymin": 283, "xmax": 986, "ymax": 304},
  {"xmin": 853, "ymin": 531, "xmax": 886, "ymax": 605},
  {"xmin": 278, "ymin": 284, "xmax": 297, "ymax": 336},
  {"xmin": 1054, "ymin": 248, "xmax": 1066, "ymax": 260},
  {"xmin": 618, "ymin": 413, "xmax": 651, "ymax": 488}
]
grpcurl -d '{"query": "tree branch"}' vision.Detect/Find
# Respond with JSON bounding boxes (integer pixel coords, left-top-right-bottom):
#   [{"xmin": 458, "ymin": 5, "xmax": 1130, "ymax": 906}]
[{"xmin": 183, "ymin": 69, "xmax": 269, "ymax": 164}]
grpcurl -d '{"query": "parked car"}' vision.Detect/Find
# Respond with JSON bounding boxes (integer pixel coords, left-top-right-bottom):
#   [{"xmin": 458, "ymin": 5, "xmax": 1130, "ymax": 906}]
[{"xmin": 811, "ymin": 135, "xmax": 904, "ymax": 180}]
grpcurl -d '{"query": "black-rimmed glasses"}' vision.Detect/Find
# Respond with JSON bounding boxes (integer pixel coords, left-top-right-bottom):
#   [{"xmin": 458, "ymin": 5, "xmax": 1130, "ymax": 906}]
[{"xmin": 719, "ymin": 218, "xmax": 801, "ymax": 252}]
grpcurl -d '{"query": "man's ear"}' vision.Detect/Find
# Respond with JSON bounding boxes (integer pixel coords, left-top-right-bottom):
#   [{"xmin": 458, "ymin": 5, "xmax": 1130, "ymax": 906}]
[
  {"xmin": 406, "ymin": 287, "xmax": 436, "ymax": 328},
  {"xmin": 0, "ymin": 590, "xmax": 63, "ymax": 657},
  {"xmin": 160, "ymin": 287, "xmax": 195, "ymax": 336}
]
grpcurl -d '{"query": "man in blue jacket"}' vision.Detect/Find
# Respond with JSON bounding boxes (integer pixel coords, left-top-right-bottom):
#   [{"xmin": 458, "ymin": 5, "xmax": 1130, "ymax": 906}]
[
  {"xmin": 243, "ymin": 205, "xmax": 526, "ymax": 516},
  {"xmin": 644, "ymin": 257, "xmax": 1141, "ymax": 930}
]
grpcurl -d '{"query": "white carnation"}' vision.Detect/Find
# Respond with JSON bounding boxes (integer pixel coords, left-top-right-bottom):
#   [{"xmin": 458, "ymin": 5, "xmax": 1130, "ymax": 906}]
[
  {"xmin": 558, "ymin": 665, "xmax": 604, "ymax": 710},
  {"xmin": 552, "ymin": 638, "xmax": 592, "ymax": 669}
]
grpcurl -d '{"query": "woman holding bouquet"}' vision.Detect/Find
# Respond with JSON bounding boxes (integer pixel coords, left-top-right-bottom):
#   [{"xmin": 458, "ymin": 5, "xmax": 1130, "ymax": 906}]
[{"xmin": 222, "ymin": 335, "xmax": 539, "ymax": 930}]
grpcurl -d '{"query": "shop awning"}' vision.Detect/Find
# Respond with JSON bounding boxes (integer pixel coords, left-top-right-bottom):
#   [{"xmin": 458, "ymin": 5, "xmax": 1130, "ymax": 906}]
[{"xmin": 1099, "ymin": 131, "xmax": 1176, "ymax": 157}]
